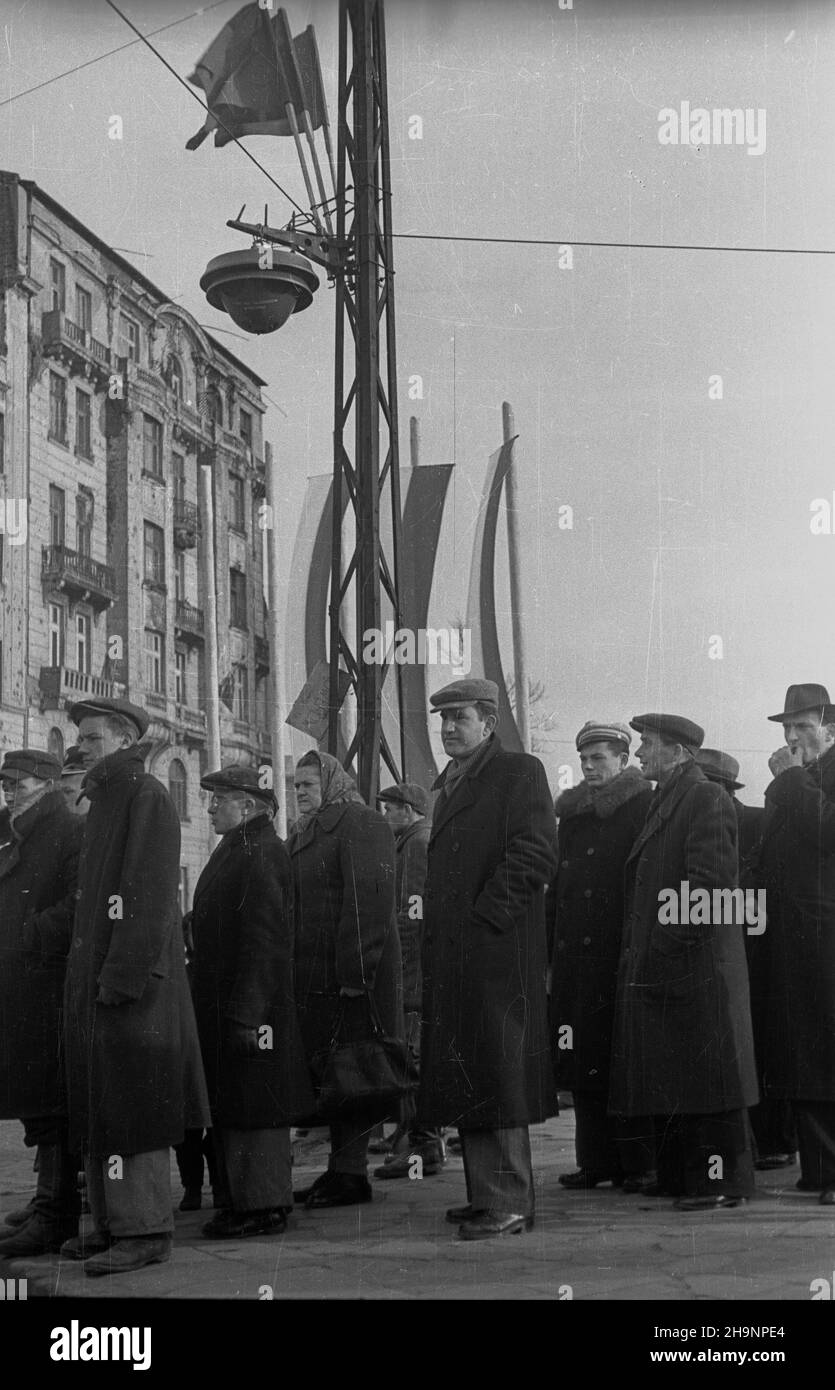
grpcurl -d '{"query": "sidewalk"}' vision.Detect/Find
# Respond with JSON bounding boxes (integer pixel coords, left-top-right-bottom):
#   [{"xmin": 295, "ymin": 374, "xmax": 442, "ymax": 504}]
[{"xmin": 0, "ymin": 1116, "xmax": 831, "ymax": 1300}]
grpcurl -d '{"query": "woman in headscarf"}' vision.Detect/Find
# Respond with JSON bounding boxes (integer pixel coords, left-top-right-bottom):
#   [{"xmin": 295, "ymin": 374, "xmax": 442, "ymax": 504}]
[{"xmin": 287, "ymin": 751, "xmax": 403, "ymax": 1208}]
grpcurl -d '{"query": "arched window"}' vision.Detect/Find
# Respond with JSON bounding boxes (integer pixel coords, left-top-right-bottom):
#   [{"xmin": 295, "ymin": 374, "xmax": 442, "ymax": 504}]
[
  {"xmin": 168, "ymin": 758, "xmax": 188, "ymax": 820},
  {"xmin": 47, "ymin": 727, "xmax": 64, "ymax": 762}
]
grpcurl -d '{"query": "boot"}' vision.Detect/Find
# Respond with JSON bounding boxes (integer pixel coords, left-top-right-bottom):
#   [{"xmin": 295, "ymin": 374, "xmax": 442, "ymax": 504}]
[
  {"xmin": 0, "ymin": 1212, "xmax": 77, "ymax": 1257},
  {"xmin": 83, "ymin": 1235, "xmax": 172, "ymax": 1278},
  {"xmin": 2, "ymin": 1199, "xmax": 36, "ymax": 1229},
  {"xmin": 0, "ymin": 1142, "xmax": 80, "ymax": 1254}
]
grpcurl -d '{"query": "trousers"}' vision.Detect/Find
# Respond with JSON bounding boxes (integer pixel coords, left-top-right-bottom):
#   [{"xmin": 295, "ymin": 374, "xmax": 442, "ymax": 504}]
[
  {"xmin": 653, "ymin": 1110, "xmax": 754, "ymax": 1198},
  {"xmin": 84, "ymin": 1149, "xmax": 173, "ymax": 1239},
  {"xmin": 328, "ymin": 1119, "xmax": 372, "ymax": 1176},
  {"xmin": 213, "ymin": 1128, "xmax": 292, "ymax": 1211},
  {"xmin": 574, "ymin": 1093, "xmax": 655, "ymax": 1176},
  {"xmin": 459, "ymin": 1126, "xmax": 534, "ymax": 1215},
  {"xmin": 793, "ymin": 1101, "xmax": 835, "ymax": 1190}
]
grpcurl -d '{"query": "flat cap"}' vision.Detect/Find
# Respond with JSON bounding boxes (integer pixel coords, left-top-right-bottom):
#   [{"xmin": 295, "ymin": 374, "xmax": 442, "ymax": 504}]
[
  {"xmin": 377, "ymin": 781, "xmax": 430, "ymax": 816},
  {"xmin": 696, "ymin": 748, "xmax": 743, "ymax": 790},
  {"xmin": 69, "ymin": 697, "xmax": 150, "ymax": 739},
  {"xmin": 576, "ymin": 721, "xmax": 632, "ymax": 752},
  {"xmin": 62, "ymin": 745, "xmax": 86, "ymax": 776},
  {"xmin": 0, "ymin": 749, "xmax": 63, "ymax": 781},
  {"xmin": 201, "ymin": 763, "xmax": 277, "ymax": 809},
  {"xmin": 629, "ymin": 713, "xmax": 705, "ymax": 754},
  {"xmin": 430, "ymin": 678, "xmax": 499, "ymax": 712}
]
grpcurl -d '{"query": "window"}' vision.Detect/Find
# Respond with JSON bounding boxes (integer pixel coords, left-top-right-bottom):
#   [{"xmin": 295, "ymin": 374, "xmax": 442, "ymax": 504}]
[
  {"xmin": 49, "ymin": 372, "xmax": 68, "ymax": 443},
  {"xmin": 75, "ymin": 286, "xmax": 92, "ymax": 336},
  {"xmin": 143, "ymin": 522, "xmax": 165, "ymax": 585},
  {"xmin": 175, "ymin": 649, "xmax": 187, "ymax": 706},
  {"xmin": 228, "ymin": 474, "xmax": 245, "ymax": 531},
  {"xmin": 144, "ymin": 629, "xmax": 164, "ymax": 694},
  {"xmin": 239, "ymin": 408, "xmax": 252, "ymax": 449},
  {"xmin": 142, "ymin": 414, "xmax": 163, "ymax": 478},
  {"xmin": 173, "ymin": 549, "xmax": 185, "ymax": 604},
  {"xmin": 50, "ymin": 259, "xmax": 66, "ymax": 313},
  {"xmin": 119, "ymin": 315, "xmax": 140, "ymax": 363},
  {"xmin": 168, "ymin": 357, "xmax": 184, "ymax": 399},
  {"xmin": 206, "ymin": 386, "xmax": 223, "ymax": 427},
  {"xmin": 75, "ymin": 389, "xmax": 92, "ymax": 457},
  {"xmin": 47, "ymin": 727, "xmax": 64, "ymax": 762},
  {"xmin": 168, "ymin": 758, "xmax": 188, "ymax": 819},
  {"xmin": 229, "ymin": 568, "xmax": 247, "ymax": 629},
  {"xmin": 76, "ymin": 489, "xmax": 93, "ymax": 556},
  {"xmin": 49, "ymin": 485, "xmax": 66, "ymax": 548},
  {"xmin": 48, "ymin": 603, "xmax": 65, "ymax": 666},
  {"xmin": 231, "ymin": 663, "xmax": 249, "ymax": 721},
  {"xmin": 76, "ymin": 613, "xmax": 91, "ymax": 674},
  {"xmin": 0, "ymin": 411, "xmax": 4, "ymax": 472},
  {"xmin": 172, "ymin": 452, "xmax": 185, "ymax": 504}
]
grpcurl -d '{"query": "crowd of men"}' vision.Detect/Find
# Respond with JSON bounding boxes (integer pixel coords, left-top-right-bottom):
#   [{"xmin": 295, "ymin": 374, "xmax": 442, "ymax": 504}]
[{"xmin": 0, "ymin": 675, "xmax": 833, "ymax": 1276}]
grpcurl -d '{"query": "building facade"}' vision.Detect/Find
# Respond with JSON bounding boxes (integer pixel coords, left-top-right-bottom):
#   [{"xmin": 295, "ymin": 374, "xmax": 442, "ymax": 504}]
[{"xmin": 0, "ymin": 170, "xmax": 276, "ymax": 904}]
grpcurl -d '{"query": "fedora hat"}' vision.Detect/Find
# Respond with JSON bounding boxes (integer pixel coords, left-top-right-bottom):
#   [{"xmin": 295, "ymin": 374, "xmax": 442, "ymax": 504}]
[
  {"xmin": 767, "ymin": 684, "xmax": 835, "ymax": 723},
  {"xmin": 696, "ymin": 748, "xmax": 744, "ymax": 791}
]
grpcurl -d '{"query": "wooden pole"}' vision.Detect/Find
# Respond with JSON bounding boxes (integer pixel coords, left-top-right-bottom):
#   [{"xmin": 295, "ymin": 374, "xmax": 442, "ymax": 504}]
[
  {"xmin": 266, "ymin": 450, "xmax": 287, "ymax": 837},
  {"xmin": 199, "ymin": 465, "xmax": 222, "ymax": 771},
  {"xmin": 502, "ymin": 401, "xmax": 531, "ymax": 753}
]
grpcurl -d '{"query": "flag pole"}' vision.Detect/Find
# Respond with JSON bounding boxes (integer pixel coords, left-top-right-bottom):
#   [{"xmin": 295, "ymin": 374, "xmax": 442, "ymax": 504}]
[
  {"xmin": 283, "ymin": 30, "xmax": 334, "ymax": 236},
  {"xmin": 310, "ymin": 26, "xmax": 338, "ymax": 196},
  {"xmin": 502, "ymin": 401, "xmax": 531, "ymax": 753},
  {"xmin": 266, "ymin": 450, "xmax": 288, "ymax": 837},
  {"xmin": 268, "ymin": 20, "xmax": 323, "ymax": 232}
]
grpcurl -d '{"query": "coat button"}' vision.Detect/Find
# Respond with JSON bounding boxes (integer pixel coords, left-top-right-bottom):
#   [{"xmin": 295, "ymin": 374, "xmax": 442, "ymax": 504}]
[
  {"xmin": 74, "ymin": 938, "xmax": 82, "ymax": 948},
  {"xmin": 556, "ymin": 940, "xmax": 566, "ymax": 951},
  {"xmin": 583, "ymin": 936, "xmax": 592, "ymax": 946},
  {"xmin": 586, "ymin": 848, "xmax": 595, "ymax": 856},
  {"xmin": 589, "ymin": 1068, "xmax": 598, "ymax": 1076},
  {"xmin": 561, "ymin": 859, "xmax": 569, "ymax": 868},
  {"xmin": 452, "ymin": 842, "xmax": 460, "ymax": 853},
  {"xmin": 583, "ymin": 889, "xmax": 592, "ymax": 898}
]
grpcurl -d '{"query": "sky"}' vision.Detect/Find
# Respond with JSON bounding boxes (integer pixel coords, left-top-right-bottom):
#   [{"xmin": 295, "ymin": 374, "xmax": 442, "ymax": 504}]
[{"xmin": 2, "ymin": 0, "xmax": 834, "ymax": 797}]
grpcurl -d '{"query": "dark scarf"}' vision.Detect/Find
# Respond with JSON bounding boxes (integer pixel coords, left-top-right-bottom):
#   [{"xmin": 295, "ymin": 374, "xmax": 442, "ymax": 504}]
[{"xmin": 555, "ymin": 764, "xmax": 649, "ymax": 821}]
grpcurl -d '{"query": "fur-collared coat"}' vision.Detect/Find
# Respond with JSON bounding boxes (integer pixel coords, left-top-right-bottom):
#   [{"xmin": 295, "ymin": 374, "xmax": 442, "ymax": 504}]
[
  {"xmin": 757, "ymin": 746, "xmax": 835, "ymax": 1100},
  {"xmin": 609, "ymin": 760, "xmax": 758, "ymax": 1116},
  {"xmin": 417, "ymin": 737, "xmax": 558, "ymax": 1129},
  {"xmin": 546, "ymin": 767, "xmax": 653, "ymax": 1093},
  {"xmin": 62, "ymin": 746, "xmax": 210, "ymax": 1157}
]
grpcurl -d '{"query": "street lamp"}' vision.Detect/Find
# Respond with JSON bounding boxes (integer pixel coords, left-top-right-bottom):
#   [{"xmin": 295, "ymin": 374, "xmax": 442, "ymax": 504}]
[{"xmin": 199, "ymin": 245, "xmax": 320, "ymax": 334}]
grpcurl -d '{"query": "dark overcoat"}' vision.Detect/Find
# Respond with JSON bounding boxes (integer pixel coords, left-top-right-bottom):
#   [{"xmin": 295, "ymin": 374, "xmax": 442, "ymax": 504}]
[
  {"xmin": 190, "ymin": 813, "xmax": 314, "ymax": 1128},
  {"xmin": 757, "ymin": 746, "xmax": 835, "ymax": 1101},
  {"xmin": 63, "ymin": 746, "xmax": 210, "ymax": 1157},
  {"xmin": 0, "ymin": 791, "xmax": 81, "ymax": 1121},
  {"xmin": 417, "ymin": 737, "xmax": 558, "ymax": 1130},
  {"xmin": 609, "ymin": 760, "xmax": 758, "ymax": 1116},
  {"xmin": 546, "ymin": 767, "xmax": 653, "ymax": 1093},
  {"xmin": 394, "ymin": 817, "xmax": 431, "ymax": 1013},
  {"xmin": 289, "ymin": 800, "xmax": 403, "ymax": 1115}
]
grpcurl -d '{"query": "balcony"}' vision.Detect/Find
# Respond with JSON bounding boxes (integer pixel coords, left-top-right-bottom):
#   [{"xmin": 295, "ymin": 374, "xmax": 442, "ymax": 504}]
[
  {"xmin": 41, "ymin": 545, "xmax": 116, "ymax": 611},
  {"xmin": 172, "ymin": 399, "xmax": 210, "ymax": 453},
  {"xmin": 175, "ymin": 704, "xmax": 207, "ymax": 737},
  {"xmin": 173, "ymin": 499, "xmax": 201, "ymax": 549},
  {"xmin": 39, "ymin": 666, "xmax": 119, "ymax": 711},
  {"xmin": 175, "ymin": 599, "xmax": 204, "ymax": 644},
  {"xmin": 41, "ymin": 310, "xmax": 112, "ymax": 386}
]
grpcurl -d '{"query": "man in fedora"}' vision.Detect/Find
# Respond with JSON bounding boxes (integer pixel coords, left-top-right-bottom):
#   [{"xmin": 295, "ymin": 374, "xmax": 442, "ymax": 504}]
[
  {"xmin": 546, "ymin": 722, "xmax": 654, "ymax": 1192},
  {"xmin": 373, "ymin": 781, "xmax": 444, "ymax": 1180},
  {"xmin": 758, "ymin": 684, "xmax": 835, "ymax": 1202},
  {"xmin": 0, "ymin": 751, "xmax": 82, "ymax": 1258},
  {"xmin": 60, "ymin": 697, "xmax": 210, "ymax": 1276},
  {"xmin": 697, "ymin": 748, "xmax": 797, "ymax": 1173},
  {"xmin": 193, "ymin": 765, "xmax": 313, "ymax": 1238},
  {"xmin": 609, "ymin": 715, "xmax": 758, "ymax": 1210},
  {"xmin": 417, "ymin": 678, "xmax": 558, "ymax": 1239}
]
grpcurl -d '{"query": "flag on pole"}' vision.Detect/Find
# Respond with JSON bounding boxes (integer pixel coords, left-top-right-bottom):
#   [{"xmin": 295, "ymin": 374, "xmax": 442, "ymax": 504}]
[{"xmin": 186, "ymin": 3, "xmax": 327, "ymax": 150}]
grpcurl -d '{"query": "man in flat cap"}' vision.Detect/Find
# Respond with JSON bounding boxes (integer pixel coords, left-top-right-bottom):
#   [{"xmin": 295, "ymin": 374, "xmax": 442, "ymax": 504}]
[
  {"xmin": 192, "ymin": 765, "xmax": 313, "ymax": 1238},
  {"xmin": 60, "ymin": 698, "xmax": 210, "ymax": 1276},
  {"xmin": 757, "ymin": 685, "xmax": 835, "ymax": 1202},
  {"xmin": 418, "ymin": 678, "xmax": 558, "ymax": 1239},
  {"xmin": 609, "ymin": 714, "xmax": 758, "ymax": 1209},
  {"xmin": 545, "ymin": 722, "xmax": 654, "ymax": 1192},
  {"xmin": 697, "ymin": 749, "xmax": 796, "ymax": 1173},
  {"xmin": 374, "ymin": 781, "xmax": 445, "ymax": 1180},
  {"xmin": 0, "ymin": 752, "xmax": 82, "ymax": 1258}
]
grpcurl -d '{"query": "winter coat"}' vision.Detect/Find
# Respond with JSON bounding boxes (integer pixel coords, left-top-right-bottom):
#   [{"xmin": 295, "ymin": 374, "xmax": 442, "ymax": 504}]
[
  {"xmin": 609, "ymin": 760, "xmax": 758, "ymax": 1116},
  {"xmin": 0, "ymin": 791, "xmax": 81, "ymax": 1121},
  {"xmin": 394, "ymin": 818, "xmax": 431, "ymax": 1012},
  {"xmin": 190, "ymin": 813, "xmax": 314, "ymax": 1128},
  {"xmin": 546, "ymin": 767, "xmax": 653, "ymax": 1093},
  {"xmin": 417, "ymin": 736, "xmax": 558, "ymax": 1130},
  {"xmin": 289, "ymin": 801, "xmax": 403, "ymax": 1119},
  {"xmin": 757, "ymin": 745, "xmax": 835, "ymax": 1101},
  {"xmin": 63, "ymin": 746, "xmax": 210, "ymax": 1157}
]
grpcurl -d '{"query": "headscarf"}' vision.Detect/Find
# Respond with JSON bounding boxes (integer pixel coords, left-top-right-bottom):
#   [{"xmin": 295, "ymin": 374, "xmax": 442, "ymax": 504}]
[{"xmin": 287, "ymin": 750, "xmax": 364, "ymax": 845}]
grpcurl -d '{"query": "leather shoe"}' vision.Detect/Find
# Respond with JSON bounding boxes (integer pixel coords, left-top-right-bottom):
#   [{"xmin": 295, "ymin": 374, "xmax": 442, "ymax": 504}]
[
  {"xmin": 179, "ymin": 1186, "xmax": 202, "ymax": 1212},
  {"xmin": 559, "ymin": 1168, "xmax": 622, "ymax": 1190},
  {"xmin": 0, "ymin": 1214, "xmax": 77, "ymax": 1257},
  {"xmin": 754, "ymin": 1153, "xmax": 796, "ymax": 1171},
  {"xmin": 458, "ymin": 1210, "xmax": 534, "ymax": 1240},
  {"xmin": 83, "ymin": 1236, "xmax": 172, "ymax": 1277},
  {"xmin": 295, "ymin": 1171, "xmax": 372, "ymax": 1209},
  {"xmin": 819, "ymin": 1188, "xmax": 835, "ymax": 1205},
  {"xmin": 622, "ymin": 1171, "xmax": 657, "ymax": 1194},
  {"xmin": 673, "ymin": 1195, "xmax": 748, "ymax": 1212},
  {"xmin": 60, "ymin": 1231, "xmax": 111, "ymax": 1261},
  {"xmin": 446, "ymin": 1204, "xmax": 486, "ymax": 1224},
  {"xmin": 203, "ymin": 1208, "xmax": 288, "ymax": 1238},
  {"xmin": 2, "ymin": 1201, "xmax": 36, "ymax": 1230}
]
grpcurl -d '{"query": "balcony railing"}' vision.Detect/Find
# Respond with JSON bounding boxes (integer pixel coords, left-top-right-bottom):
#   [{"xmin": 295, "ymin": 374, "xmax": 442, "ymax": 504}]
[
  {"xmin": 173, "ymin": 499, "xmax": 201, "ymax": 549},
  {"xmin": 39, "ymin": 666, "xmax": 118, "ymax": 710},
  {"xmin": 41, "ymin": 310, "xmax": 112, "ymax": 385},
  {"xmin": 41, "ymin": 545, "xmax": 116, "ymax": 610},
  {"xmin": 175, "ymin": 599, "xmax": 205, "ymax": 642}
]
